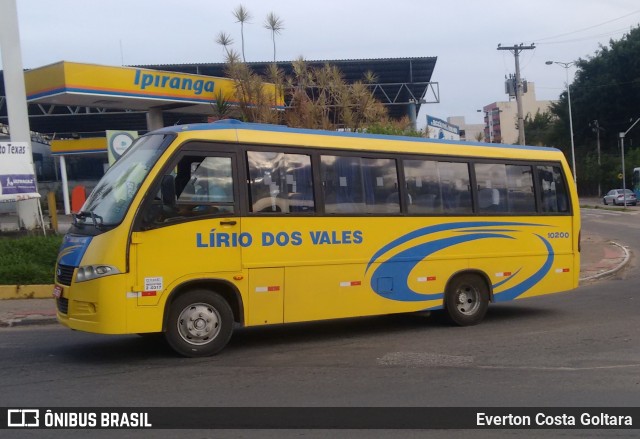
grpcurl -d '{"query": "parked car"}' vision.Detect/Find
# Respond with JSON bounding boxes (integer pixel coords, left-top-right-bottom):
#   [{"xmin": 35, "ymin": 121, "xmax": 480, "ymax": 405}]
[{"xmin": 603, "ymin": 189, "xmax": 637, "ymax": 206}]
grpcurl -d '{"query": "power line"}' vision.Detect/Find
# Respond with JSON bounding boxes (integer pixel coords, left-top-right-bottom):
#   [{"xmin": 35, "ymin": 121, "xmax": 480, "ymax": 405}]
[
  {"xmin": 537, "ymin": 25, "xmax": 637, "ymax": 46},
  {"xmin": 531, "ymin": 8, "xmax": 640, "ymax": 43}
]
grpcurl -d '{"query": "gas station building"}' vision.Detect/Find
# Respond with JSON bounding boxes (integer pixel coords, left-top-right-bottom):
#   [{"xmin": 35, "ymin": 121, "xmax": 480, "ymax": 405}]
[{"xmin": 0, "ymin": 57, "xmax": 438, "ymax": 214}]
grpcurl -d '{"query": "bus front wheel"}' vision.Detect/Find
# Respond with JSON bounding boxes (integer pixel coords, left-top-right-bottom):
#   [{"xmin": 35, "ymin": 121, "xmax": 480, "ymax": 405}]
[
  {"xmin": 165, "ymin": 290, "xmax": 234, "ymax": 357},
  {"xmin": 444, "ymin": 274, "xmax": 489, "ymax": 326}
]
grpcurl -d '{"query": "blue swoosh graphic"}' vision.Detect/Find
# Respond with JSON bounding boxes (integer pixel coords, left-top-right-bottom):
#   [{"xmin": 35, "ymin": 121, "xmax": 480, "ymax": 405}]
[
  {"xmin": 57, "ymin": 235, "xmax": 93, "ymax": 267},
  {"xmin": 493, "ymin": 234, "xmax": 554, "ymax": 302},
  {"xmin": 370, "ymin": 233, "xmax": 514, "ymax": 302},
  {"xmin": 365, "ymin": 221, "xmax": 548, "ymax": 273},
  {"xmin": 366, "ymin": 222, "xmax": 554, "ymax": 304},
  {"xmin": 492, "ymin": 267, "xmax": 522, "ymax": 289}
]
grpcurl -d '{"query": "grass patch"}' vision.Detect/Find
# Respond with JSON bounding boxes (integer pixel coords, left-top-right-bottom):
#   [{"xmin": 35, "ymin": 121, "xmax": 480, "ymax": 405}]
[{"xmin": 0, "ymin": 234, "xmax": 63, "ymax": 285}]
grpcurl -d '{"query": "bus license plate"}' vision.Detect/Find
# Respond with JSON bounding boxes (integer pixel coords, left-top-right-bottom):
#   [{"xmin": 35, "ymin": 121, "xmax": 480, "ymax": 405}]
[{"xmin": 52, "ymin": 285, "xmax": 63, "ymax": 298}]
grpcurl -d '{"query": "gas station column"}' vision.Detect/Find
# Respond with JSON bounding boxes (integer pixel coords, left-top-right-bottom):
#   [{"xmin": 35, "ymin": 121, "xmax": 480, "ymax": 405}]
[{"xmin": 146, "ymin": 108, "xmax": 164, "ymax": 131}]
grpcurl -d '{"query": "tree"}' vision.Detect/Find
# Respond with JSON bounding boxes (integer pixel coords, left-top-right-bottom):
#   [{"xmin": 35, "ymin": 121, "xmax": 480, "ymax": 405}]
[
  {"xmin": 232, "ymin": 5, "xmax": 252, "ymax": 62},
  {"xmin": 264, "ymin": 12, "xmax": 284, "ymax": 63},
  {"xmin": 215, "ymin": 31, "xmax": 234, "ymax": 57},
  {"xmin": 522, "ymin": 110, "xmax": 557, "ymax": 147},
  {"xmin": 362, "ymin": 117, "xmax": 424, "ymax": 137},
  {"xmin": 210, "ymin": 89, "xmax": 235, "ymax": 121},
  {"xmin": 546, "ymin": 25, "xmax": 640, "ymax": 194},
  {"xmin": 221, "ymin": 54, "xmax": 392, "ymax": 131},
  {"xmin": 283, "ymin": 59, "xmax": 388, "ymax": 131},
  {"xmin": 223, "ymin": 50, "xmax": 279, "ymax": 124}
]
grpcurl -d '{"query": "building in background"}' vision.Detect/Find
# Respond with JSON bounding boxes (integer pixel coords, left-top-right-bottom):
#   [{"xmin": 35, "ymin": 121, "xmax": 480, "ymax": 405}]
[
  {"xmin": 446, "ymin": 116, "xmax": 484, "ymax": 142},
  {"xmin": 479, "ymin": 83, "xmax": 553, "ymax": 144}
]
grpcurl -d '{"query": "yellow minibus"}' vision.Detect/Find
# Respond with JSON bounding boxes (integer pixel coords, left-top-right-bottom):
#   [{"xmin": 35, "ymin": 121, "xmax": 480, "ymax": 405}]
[{"xmin": 54, "ymin": 120, "xmax": 580, "ymax": 356}]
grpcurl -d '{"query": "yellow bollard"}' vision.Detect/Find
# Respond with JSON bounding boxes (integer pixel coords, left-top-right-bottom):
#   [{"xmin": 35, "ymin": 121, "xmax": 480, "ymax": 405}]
[{"xmin": 47, "ymin": 191, "xmax": 58, "ymax": 233}]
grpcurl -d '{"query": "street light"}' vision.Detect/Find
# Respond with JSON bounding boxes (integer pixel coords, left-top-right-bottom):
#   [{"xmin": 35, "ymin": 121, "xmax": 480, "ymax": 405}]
[
  {"xmin": 546, "ymin": 60, "xmax": 576, "ymax": 183},
  {"xmin": 590, "ymin": 120, "xmax": 604, "ymax": 197},
  {"xmin": 619, "ymin": 117, "xmax": 640, "ymax": 206}
]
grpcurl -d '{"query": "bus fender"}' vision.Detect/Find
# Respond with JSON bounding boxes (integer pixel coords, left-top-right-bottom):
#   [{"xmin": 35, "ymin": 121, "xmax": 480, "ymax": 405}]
[
  {"xmin": 445, "ymin": 269, "xmax": 494, "ymax": 303},
  {"xmin": 162, "ymin": 278, "xmax": 245, "ymax": 331}
]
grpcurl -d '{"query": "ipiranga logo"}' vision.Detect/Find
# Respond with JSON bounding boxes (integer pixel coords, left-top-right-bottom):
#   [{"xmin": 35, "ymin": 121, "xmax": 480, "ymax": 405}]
[{"xmin": 133, "ymin": 69, "xmax": 215, "ymax": 95}]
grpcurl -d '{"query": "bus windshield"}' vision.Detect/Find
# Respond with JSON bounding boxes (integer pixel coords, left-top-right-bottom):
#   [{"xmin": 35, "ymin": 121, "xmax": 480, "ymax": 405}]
[{"xmin": 75, "ymin": 134, "xmax": 171, "ymax": 229}]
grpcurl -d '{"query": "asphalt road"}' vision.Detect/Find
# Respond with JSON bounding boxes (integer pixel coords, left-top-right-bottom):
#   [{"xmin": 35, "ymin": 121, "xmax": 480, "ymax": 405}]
[{"xmin": 1, "ymin": 207, "xmax": 639, "ymax": 438}]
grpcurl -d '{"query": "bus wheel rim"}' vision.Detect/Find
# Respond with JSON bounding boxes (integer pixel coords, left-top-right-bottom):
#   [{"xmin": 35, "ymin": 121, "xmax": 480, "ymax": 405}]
[
  {"xmin": 177, "ymin": 303, "xmax": 221, "ymax": 346},
  {"xmin": 455, "ymin": 285, "xmax": 480, "ymax": 315}
]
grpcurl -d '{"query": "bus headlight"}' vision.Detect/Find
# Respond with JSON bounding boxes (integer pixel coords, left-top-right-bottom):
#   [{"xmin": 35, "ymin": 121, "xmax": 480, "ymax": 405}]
[{"xmin": 76, "ymin": 265, "xmax": 121, "ymax": 282}]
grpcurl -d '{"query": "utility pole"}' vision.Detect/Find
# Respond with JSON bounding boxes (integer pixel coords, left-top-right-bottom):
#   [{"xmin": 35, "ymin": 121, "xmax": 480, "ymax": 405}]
[
  {"xmin": 591, "ymin": 120, "xmax": 602, "ymax": 197},
  {"xmin": 0, "ymin": 0, "xmax": 40, "ymax": 230},
  {"xmin": 498, "ymin": 43, "xmax": 535, "ymax": 145}
]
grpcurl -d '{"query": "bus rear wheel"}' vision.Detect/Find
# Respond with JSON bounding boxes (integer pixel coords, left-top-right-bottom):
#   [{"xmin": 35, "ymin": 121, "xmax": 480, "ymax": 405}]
[
  {"xmin": 444, "ymin": 274, "xmax": 489, "ymax": 326},
  {"xmin": 165, "ymin": 290, "xmax": 233, "ymax": 357}
]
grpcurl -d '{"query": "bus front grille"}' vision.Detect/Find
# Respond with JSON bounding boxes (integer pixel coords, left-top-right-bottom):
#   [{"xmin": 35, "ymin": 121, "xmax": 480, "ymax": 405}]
[
  {"xmin": 56, "ymin": 264, "xmax": 74, "ymax": 286},
  {"xmin": 56, "ymin": 297, "xmax": 69, "ymax": 315}
]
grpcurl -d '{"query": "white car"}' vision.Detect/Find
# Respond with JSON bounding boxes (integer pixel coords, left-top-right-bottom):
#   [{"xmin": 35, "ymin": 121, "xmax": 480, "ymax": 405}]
[{"xmin": 603, "ymin": 189, "xmax": 637, "ymax": 206}]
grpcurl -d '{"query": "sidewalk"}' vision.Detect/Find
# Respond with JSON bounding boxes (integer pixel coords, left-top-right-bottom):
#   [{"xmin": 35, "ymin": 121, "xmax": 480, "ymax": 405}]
[
  {"xmin": 580, "ymin": 197, "xmax": 640, "ymax": 213},
  {"xmin": 0, "ymin": 231, "xmax": 630, "ymax": 328},
  {"xmin": 0, "ymin": 212, "xmax": 73, "ymax": 234}
]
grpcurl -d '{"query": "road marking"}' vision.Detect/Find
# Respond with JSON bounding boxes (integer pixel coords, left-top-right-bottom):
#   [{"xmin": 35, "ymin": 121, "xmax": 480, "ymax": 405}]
[
  {"xmin": 580, "ymin": 209, "xmax": 622, "ymax": 217},
  {"xmin": 377, "ymin": 352, "xmax": 640, "ymax": 371},
  {"xmin": 477, "ymin": 364, "xmax": 640, "ymax": 371},
  {"xmin": 377, "ymin": 352, "xmax": 474, "ymax": 367}
]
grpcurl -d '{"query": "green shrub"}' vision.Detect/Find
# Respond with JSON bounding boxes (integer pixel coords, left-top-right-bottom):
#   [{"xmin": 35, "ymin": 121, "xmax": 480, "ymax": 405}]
[{"xmin": 0, "ymin": 234, "xmax": 63, "ymax": 284}]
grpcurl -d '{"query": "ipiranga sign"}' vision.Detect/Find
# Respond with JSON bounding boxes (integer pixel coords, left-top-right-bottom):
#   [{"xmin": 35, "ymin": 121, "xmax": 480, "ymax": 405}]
[{"xmin": 0, "ymin": 142, "xmax": 39, "ymax": 202}]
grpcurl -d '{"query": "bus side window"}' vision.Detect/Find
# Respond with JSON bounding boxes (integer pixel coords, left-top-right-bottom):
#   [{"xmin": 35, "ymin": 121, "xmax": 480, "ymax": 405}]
[
  {"xmin": 173, "ymin": 156, "xmax": 233, "ymax": 207},
  {"xmin": 506, "ymin": 165, "xmax": 535, "ymax": 213},
  {"xmin": 475, "ymin": 163, "xmax": 507, "ymax": 214},
  {"xmin": 321, "ymin": 155, "xmax": 399, "ymax": 214},
  {"xmin": 247, "ymin": 151, "xmax": 315, "ymax": 214},
  {"xmin": 404, "ymin": 159, "xmax": 439, "ymax": 214},
  {"xmin": 440, "ymin": 162, "xmax": 472, "ymax": 214},
  {"xmin": 143, "ymin": 154, "xmax": 236, "ymax": 227},
  {"xmin": 321, "ymin": 156, "xmax": 362, "ymax": 214},
  {"xmin": 538, "ymin": 165, "xmax": 569, "ymax": 213}
]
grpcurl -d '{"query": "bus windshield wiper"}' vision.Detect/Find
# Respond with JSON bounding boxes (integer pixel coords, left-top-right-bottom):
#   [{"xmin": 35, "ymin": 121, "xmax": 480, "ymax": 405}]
[{"xmin": 73, "ymin": 210, "xmax": 104, "ymax": 228}]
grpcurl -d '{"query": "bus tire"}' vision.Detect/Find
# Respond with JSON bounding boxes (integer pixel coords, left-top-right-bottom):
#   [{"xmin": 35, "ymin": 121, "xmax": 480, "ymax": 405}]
[
  {"xmin": 165, "ymin": 290, "xmax": 233, "ymax": 357},
  {"xmin": 444, "ymin": 273, "xmax": 489, "ymax": 326}
]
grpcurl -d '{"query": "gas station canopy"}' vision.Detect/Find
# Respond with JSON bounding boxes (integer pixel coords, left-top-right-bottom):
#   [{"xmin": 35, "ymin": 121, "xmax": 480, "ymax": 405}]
[{"xmin": 24, "ymin": 61, "xmax": 281, "ymax": 114}]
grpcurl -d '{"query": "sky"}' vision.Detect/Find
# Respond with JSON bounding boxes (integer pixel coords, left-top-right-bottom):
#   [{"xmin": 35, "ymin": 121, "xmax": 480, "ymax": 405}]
[{"xmin": 3, "ymin": 0, "xmax": 640, "ymax": 127}]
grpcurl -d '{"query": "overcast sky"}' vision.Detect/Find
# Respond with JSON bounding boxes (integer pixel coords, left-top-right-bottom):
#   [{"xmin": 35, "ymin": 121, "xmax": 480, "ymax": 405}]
[{"xmin": 3, "ymin": 0, "xmax": 640, "ymax": 127}]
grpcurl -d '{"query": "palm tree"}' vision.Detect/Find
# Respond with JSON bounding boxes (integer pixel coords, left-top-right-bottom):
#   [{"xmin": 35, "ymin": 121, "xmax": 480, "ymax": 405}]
[
  {"xmin": 215, "ymin": 31, "xmax": 234, "ymax": 57},
  {"xmin": 232, "ymin": 5, "xmax": 251, "ymax": 62},
  {"xmin": 264, "ymin": 12, "xmax": 284, "ymax": 62}
]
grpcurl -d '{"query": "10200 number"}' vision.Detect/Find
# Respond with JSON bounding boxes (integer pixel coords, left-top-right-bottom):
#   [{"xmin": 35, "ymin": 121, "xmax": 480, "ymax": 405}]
[{"xmin": 547, "ymin": 232, "xmax": 570, "ymax": 239}]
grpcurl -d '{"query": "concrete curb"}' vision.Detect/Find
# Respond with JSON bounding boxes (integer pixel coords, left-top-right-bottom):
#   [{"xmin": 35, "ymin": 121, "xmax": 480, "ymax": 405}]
[
  {"xmin": 0, "ymin": 284, "xmax": 53, "ymax": 300},
  {"xmin": 579, "ymin": 241, "xmax": 630, "ymax": 282},
  {"xmin": 0, "ymin": 315, "xmax": 57, "ymax": 328}
]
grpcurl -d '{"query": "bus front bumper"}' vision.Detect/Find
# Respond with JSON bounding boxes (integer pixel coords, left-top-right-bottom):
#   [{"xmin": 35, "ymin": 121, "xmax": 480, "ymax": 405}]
[{"xmin": 55, "ymin": 274, "xmax": 130, "ymax": 334}]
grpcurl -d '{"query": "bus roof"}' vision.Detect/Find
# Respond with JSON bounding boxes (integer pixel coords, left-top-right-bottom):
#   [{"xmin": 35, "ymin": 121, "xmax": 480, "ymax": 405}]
[{"xmin": 153, "ymin": 119, "xmax": 563, "ymax": 156}]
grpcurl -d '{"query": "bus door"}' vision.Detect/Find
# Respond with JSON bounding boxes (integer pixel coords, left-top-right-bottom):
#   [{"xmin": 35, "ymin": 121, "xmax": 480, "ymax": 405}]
[{"xmin": 131, "ymin": 148, "xmax": 242, "ymax": 306}]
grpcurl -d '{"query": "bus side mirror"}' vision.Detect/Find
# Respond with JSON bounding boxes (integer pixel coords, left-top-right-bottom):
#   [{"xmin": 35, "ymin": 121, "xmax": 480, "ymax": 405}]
[{"xmin": 161, "ymin": 175, "xmax": 177, "ymax": 207}]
